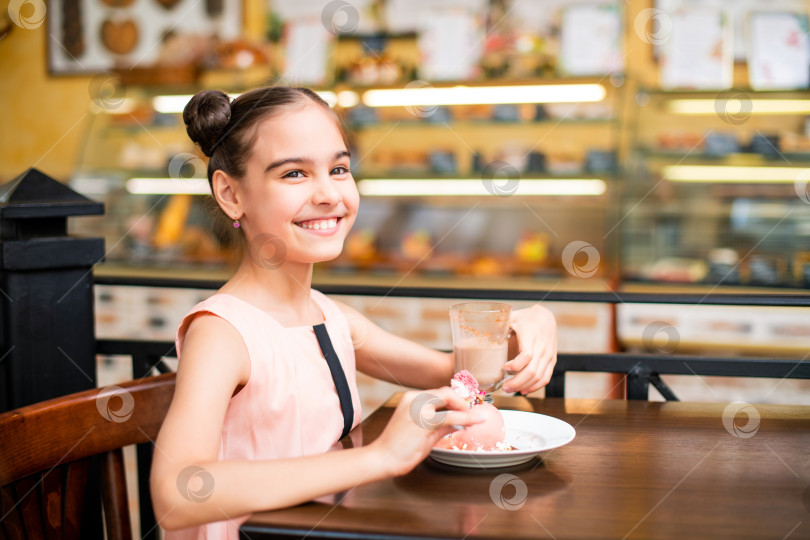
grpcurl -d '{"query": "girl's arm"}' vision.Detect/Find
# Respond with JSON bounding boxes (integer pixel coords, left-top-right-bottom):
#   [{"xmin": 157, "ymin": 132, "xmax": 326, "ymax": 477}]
[
  {"xmin": 336, "ymin": 301, "xmax": 558, "ymax": 394},
  {"xmin": 336, "ymin": 302, "xmax": 454, "ymax": 389},
  {"xmin": 150, "ymin": 314, "xmax": 479, "ymax": 531}
]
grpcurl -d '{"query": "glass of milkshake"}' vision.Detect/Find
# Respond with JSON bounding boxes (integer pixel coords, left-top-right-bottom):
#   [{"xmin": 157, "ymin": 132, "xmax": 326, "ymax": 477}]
[{"xmin": 450, "ymin": 302, "xmax": 512, "ymax": 403}]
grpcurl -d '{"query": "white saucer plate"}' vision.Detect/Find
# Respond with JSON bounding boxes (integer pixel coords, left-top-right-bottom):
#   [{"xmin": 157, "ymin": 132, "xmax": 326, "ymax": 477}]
[{"xmin": 429, "ymin": 410, "xmax": 576, "ymax": 469}]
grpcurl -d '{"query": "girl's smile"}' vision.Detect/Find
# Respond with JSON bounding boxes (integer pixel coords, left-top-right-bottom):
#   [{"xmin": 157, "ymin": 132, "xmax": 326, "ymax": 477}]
[{"xmin": 294, "ymin": 216, "xmax": 344, "ymax": 234}]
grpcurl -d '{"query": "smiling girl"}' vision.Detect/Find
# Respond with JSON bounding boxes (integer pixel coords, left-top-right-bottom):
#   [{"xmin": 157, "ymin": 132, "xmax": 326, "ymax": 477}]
[{"xmin": 150, "ymin": 86, "xmax": 558, "ymax": 539}]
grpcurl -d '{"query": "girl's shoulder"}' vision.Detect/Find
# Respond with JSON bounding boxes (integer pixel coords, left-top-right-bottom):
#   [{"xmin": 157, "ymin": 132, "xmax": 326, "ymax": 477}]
[
  {"xmin": 175, "ymin": 293, "xmax": 259, "ymax": 357},
  {"xmin": 178, "ymin": 293, "xmax": 247, "ymax": 332},
  {"xmin": 174, "ymin": 295, "xmax": 252, "ymax": 386}
]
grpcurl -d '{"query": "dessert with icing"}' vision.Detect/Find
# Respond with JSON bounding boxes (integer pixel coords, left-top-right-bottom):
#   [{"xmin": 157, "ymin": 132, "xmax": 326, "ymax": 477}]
[{"xmin": 434, "ymin": 370, "xmax": 512, "ymax": 452}]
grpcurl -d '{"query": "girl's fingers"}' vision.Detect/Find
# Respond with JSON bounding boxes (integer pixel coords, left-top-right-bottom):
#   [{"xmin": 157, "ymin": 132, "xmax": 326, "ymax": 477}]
[
  {"xmin": 503, "ymin": 339, "xmax": 543, "ymax": 393},
  {"xmin": 524, "ymin": 350, "xmax": 557, "ymax": 394},
  {"xmin": 406, "ymin": 387, "xmax": 481, "ymax": 431},
  {"xmin": 427, "ymin": 386, "xmax": 473, "ymax": 411},
  {"xmin": 504, "ymin": 350, "xmax": 531, "ymax": 372},
  {"xmin": 540, "ymin": 350, "xmax": 557, "ymax": 384},
  {"xmin": 440, "ymin": 410, "xmax": 484, "ymax": 429},
  {"xmin": 500, "ymin": 305, "xmax": 559, "ymax": 394},
  {"xmin": 526, "ymin": 338, "xmax": 547, "ymax": 392},
  {"xmin": 408, "ymin": 403, "xmax": 481, "ymax": 432}
]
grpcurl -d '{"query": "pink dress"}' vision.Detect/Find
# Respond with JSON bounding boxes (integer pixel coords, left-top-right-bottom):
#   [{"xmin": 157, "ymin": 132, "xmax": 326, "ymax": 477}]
[{"xmin": 164, "ymin": 289, "xmax": 362, "ymax": 540}]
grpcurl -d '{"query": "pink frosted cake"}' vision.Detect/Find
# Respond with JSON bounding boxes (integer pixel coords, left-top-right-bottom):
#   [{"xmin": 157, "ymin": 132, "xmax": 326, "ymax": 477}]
[{"xmin": 434, "ymin": 370, "xmax": 512, "ymax": 451}]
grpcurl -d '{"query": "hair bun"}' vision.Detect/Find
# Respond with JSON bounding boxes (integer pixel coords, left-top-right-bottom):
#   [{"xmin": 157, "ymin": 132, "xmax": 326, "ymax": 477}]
[{"xmin": 183, "ymin": 90, "xmax": 231, "ymax": 157}]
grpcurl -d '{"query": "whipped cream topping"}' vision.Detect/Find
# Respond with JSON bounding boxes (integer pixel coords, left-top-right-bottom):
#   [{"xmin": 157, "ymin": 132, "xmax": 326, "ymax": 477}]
[{"xmin": 450, "ymin": 378, "xmax": 473, "ymax": 401}]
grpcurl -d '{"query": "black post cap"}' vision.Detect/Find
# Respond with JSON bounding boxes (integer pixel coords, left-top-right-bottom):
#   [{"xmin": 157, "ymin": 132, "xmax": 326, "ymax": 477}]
[{"xmin": 0, "ymin": 168, "xmax": 104, "ymax": 220}]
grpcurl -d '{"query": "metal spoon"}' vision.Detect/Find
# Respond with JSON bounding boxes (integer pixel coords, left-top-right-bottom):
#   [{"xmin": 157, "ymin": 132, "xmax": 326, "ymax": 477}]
[{"xmin": 488, "ymin": 372, "xmax": 516, "ymax": 393}]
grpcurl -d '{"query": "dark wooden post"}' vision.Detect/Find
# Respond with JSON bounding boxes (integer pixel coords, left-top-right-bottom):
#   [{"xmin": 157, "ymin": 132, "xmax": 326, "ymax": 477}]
[{"xmin": 0, "ymin": 168, "xmax": 104, "ymax": 412}]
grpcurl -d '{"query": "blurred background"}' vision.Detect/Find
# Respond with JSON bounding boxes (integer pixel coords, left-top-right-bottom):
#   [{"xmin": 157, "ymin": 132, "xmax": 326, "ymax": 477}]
[{"xmin": 1, "ymin": 0, "xmax": 809, "ymax": 407}]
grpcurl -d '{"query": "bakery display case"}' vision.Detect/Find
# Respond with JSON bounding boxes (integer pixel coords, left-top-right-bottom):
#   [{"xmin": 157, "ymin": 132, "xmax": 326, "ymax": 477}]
[
  {"xmin": 68, "ymin": 0, "xmax": 810, "ymax": 294},
  {"xmin": 76, "ymin": 81, "xmax": 810, "ymax": 292},
  {"xmin": 621, "ymin": 88, "xmax": 810, "ymax": 289},
  {"xmin": 72, "ymin": 77, "xmax": 624, "ymax": 291},
  {"xmin": 325, "ymin": 78, "xmax": 623, "ymax": 285}
]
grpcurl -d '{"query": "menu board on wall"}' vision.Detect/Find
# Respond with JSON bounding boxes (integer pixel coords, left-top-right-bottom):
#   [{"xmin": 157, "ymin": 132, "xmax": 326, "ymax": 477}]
[
  {"xmin": 655, "ymin": 0, "xmax": 807, "ymax": 61},
  {"xmin": 747, "ymin": 11, "xmax": 810, "ymax": 90},
  {"xmin": 559, "ymin": 3, "xmax": 623, "ymax": 76},
  {"xmin": 659, "ymin": 8, "xmax": 733, "ymax": 89},
  {"xmin": 417, "ymin": 10, "xmax": 484, "ymax": 81},
  {"xmin": 47, "ymin": 0, "xmax": 241, "ymax": 74},
  {"xmin": 283, "ymin": 19, "xmax": 334, "ymax": 85},
  {"xmin": 272, "ymin": 0, "xmax": 378, "ymax": 35},
  {"xmin": 385, "ymin": 0, "xmax": 487, "ymax": 34}
]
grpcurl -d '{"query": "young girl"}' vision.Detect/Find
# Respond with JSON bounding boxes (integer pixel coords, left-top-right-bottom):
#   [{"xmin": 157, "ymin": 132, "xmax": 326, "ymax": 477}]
[{"xmin": 150, "ymin": 86, "xmax": 558, "ymax": 539}]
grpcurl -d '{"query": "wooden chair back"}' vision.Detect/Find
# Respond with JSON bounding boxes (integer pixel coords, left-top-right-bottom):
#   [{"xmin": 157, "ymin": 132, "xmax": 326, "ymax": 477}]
[{"xmin": 0, "ymin": 373, "xmax": 175, "ymax": 540}]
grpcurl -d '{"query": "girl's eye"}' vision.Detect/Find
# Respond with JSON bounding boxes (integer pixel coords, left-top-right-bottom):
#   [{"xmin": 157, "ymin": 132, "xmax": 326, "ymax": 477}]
[
  {"xmin": 282, "ymin": 170, "xmax": 304, "ymax": 178},
  {"xmin": 332, "ymin": 166, "xmax": 350, "ymax": 175}
]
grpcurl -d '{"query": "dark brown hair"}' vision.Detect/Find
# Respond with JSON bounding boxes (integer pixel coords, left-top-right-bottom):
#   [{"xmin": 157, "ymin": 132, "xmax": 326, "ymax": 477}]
[{"xmin": 183, "ymin": 86, "xmax": 348, "ymax": 184}]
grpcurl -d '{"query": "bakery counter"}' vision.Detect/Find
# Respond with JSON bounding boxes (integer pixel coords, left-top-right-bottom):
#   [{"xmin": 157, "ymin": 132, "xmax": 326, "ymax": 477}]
[
  {"xmin": 93, "ymin": 262, "xmax": 613, "ymax": 293},
  {"xmin": 92, "ymin": 263, "xmax": 615, "ymax": 354}
]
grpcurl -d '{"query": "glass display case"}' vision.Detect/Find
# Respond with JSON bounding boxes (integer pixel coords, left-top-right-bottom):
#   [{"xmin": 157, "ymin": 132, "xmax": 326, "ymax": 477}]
[
  {"xmin": 70, "ymin": 80, "xmax": 810, "ymax": 293},
  {"xmin": 325, "ymin": 77, "xmax": 623, "ymax": 286},
  {"xmin": 71, "ymin": 77, "xmax": 624, "ymax": 291},
  {"xmin": 622, "ymin": 88, "xmax": 810, "ymax": 289}
]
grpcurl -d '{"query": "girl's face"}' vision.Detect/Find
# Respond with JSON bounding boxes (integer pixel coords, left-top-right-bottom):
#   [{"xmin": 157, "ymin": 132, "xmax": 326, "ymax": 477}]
[{"xmin": 236, "ymin": 103, "xmax": 359, "ymax": 266}]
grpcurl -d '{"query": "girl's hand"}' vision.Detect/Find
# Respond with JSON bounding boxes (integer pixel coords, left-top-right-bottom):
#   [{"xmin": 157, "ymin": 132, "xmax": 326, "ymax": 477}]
[
  {"xmin": 502, "ymin": 304, "xmax": 558, "ymax": 395},
  {"xmin": 371, "ymin": 387, "xmax": 482, "ymax": 477}
]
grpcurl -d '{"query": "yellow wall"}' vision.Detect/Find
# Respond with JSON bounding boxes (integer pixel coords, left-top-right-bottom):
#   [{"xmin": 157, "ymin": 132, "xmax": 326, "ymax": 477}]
[{"xmin": 0, "ymin": 17, "xmax": 94, "ymax": 182}]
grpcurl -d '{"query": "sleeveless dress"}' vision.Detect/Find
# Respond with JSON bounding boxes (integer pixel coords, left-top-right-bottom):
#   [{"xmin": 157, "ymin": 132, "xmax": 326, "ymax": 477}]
[{"xmin": 163, "ymin": 289, "xmax": 362, "ymax": 540}]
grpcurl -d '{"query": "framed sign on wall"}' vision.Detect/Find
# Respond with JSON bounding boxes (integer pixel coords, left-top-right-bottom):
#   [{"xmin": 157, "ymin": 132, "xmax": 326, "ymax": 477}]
[{"xmin": 46, "ymin": 0, "xmax": 241, "ymax": 75}]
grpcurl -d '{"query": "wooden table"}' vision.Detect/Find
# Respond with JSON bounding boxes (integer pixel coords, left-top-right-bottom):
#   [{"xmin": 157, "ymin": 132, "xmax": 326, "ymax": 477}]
[{"xmin": 240, "ymin": 395, "xmax": 810, "ymax": 539}]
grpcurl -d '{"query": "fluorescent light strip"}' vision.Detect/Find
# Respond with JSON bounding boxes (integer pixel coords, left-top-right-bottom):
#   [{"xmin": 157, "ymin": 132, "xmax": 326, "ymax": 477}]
[
  {"xmin": 337, "ymin": 90, "xmax": 360, "ymax": 107},
  {"xmin": 128, "ymin": 176, "xmax": 606, "ymax": 196},
  {"xmin": 90, "ymin": 97, "xmax": 137, "ymax": 115},
  {"xmin": 668, "ymin": 99, "xmax": 810, "ymax": 115},
  {"xmin": 152, "ymin": 95, "xmax": 199, "ymax": 114},
  {"xmin": 152, "ymin": 91, "xmax": 337, "ymax": 114},
  {"xmin": 663, "ymin": 165, "xmax": 808, "ymax": 183},
  {"xmin": 357, "ymin": 179, "xmax": 606, "ymax": 197},
  {"xmin": 127, "ymin": 178, "xmax": 211, "ymax": 195},
  {"xmin": 362, "ymin": 84, "xmax": 606, "ymax": 107}
]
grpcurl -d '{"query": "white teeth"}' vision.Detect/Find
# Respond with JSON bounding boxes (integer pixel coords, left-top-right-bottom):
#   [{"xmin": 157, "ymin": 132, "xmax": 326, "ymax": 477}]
[{"xmin": 297, "ymin": 218, "xmax": 339, "ymax": 230}]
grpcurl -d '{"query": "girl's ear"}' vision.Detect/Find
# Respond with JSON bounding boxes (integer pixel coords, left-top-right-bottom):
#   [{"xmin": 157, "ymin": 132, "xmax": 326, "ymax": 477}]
[{"xmin": 211, "ymin": 170, "xmax": 242, "ymax": 221}]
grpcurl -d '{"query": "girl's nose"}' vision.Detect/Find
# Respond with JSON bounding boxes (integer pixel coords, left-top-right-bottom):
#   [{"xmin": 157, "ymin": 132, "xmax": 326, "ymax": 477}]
[{"xmin": 312, "ymin": 174, "xmax": 342, "ymax": 205}]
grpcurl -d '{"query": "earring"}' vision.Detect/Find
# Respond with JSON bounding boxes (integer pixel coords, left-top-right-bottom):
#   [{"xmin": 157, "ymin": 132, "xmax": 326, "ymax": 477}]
[{"xmin": 233, "ymin": 219, "xmax": 240, "ymax": 228}]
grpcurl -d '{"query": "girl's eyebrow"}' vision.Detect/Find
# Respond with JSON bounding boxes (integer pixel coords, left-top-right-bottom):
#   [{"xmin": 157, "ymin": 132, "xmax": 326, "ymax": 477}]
[{"xmin": 265, "ymin": 150, "xmax": 351, "ymax": 173}]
